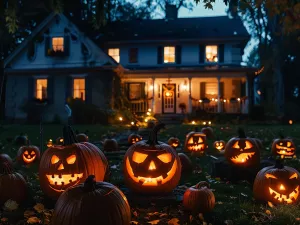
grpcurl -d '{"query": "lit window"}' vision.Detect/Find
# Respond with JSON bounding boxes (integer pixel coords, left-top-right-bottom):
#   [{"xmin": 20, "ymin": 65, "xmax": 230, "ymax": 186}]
[
  {"xmin": 52, "ymin": 37, "xmax": 64, "ymax": 52},
  {"xmin": 129, "ymin": 83, "xmax": 142, "ymax": 100},
  {"xmin": 205, "ymin": 45, "xmax": 218, "ymax": 62},
  {"xmin": 73, "ymin": 78, "xmax": 85, "ymax": 101},
  {"xmin": 205, "ymin": 83, "xmax": 218, "ymax": 98},
  {"xmin": 36, "ymin": 79, "xmax": 48, "ymax": 100},
  {"xmin": 108, "ymin": 48, "xmax": 120, "ymax": 63},
  {"xmin": 164, "ymin": 46, "xmax": 175, "ymax": 63}
]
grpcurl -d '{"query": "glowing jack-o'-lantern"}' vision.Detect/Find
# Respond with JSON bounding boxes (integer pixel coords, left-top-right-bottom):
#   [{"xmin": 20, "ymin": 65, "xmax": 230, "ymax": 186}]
[
  {"xmin": 17, "ymin": 145, "xmax": 40, "ymax": 165},
  {"xmin": 39, "ymin": 126, "xmax": 108, "ymax": 199},
  {"xmin": 47, "ymin": 139, "xmax": 53, "ymax": 147},
  {"xmin": 271, "ymin": 135, "xmax": 296, "ymax": 158},
  {"xmin": 168, "ymin": 137, "xmax": 180, "ymax": 150},
  {"xmin": 128, "ymin": 134, "xmax": 142, "ymax": 145},
  {"xmin": 224, "ymin": 128, "xmax": 260, "ymax": 167},
  {"xmin": 253, "ymin": 160, "xmax": 300, "ymax": 204},
  {"xmin": 184, "ymin": 128, "xmax": 207, "ymax": 155},
  {"xmin": 123, "ymin": 123, "xmax": 181, "ymax": 194},
  {"xmin": 56, "ymin": 137, "xmax": 64, "ymax": 145},
  {"xmin": 213, "ymin": 140, "xmax": 226, "ymax": 152}
]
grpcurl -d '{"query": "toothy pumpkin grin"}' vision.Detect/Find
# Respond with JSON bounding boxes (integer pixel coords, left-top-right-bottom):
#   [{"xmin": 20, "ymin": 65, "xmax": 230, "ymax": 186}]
[
  {"xmin": 187, "ymin": 144, "xmax": 205, "ymax": 151},
  {"xmin": 23, "ymin": 154, "xmax": 36, "ymax": 163},
  {"xmin": 269, "ymin": 186, "xmax": 299, "ymax": 204},
  {"xmin": 46, "ymin": 173, "xmax": 83, "ymax": 192},
  {"xmin": 230, "ymin": 152, "xmax": 255, "ymax": 163},
  {"xmin": 275, "ymin": 144, "xmax": 295, "ymax": 155}
]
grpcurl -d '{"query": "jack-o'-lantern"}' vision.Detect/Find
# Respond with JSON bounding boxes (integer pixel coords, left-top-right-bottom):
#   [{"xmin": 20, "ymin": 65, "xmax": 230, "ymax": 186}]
[
  {"xmin": 39, "ymin": 126, "xmax": 108, "ymax": 199},
  {"xmin": 253, "ymin": 160, "xmax": 300, "ymax": 204},
  {"xmin": 271, "ymin": 135, "xmax": 296, "ymax": 158},
  {"xmin": 184, "ymin": 128, "xmax": 207, "ymax": 155},
  {"xmin": 56, "ymin": 137, "xmax": 64, "ymax": 145},
  {"xmin": 168, "ymin": 137, "xmax": 180, "ymax": 150},
  {"xmin": 201, "ymin": 127, "xmax": 214, "ymax": 139},
  {"xmin": 123, "ymin": 123, "xmax": 181, "ymax": 194},
  {"xmin": 17, "ymin": 145, "xmax": 40, "ymax": 165},
  {"xmin": 128, "ymin": 134, "xmax": 142, "ymax": 145},
  {"xmin": 76, "ymin": 133, "xmax": 89, "ymax": 142},
  {"xmin": 103, "ymin": 139, "xmax": 119, "ymax": 152},
  {"xmin": 47, "ymin": 139, "xmax": 53, "ymax": 147},
  {"xmin": 224, "ymin": 128, "xmax": 260, "ymax": 167},
  {"xmin": 213, "ymin": 140, "xmax": 226, "ymax": 152}
]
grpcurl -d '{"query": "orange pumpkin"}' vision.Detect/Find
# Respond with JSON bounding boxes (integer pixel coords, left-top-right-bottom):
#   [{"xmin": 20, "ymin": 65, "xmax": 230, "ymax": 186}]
[
  {"xmin": 17, "ymin": 145, "xmax": 40, "ymax": 165},
  {"xmin": 184, "ymin": 128, "xmax": 207, "ymax": 155},
  {"xmin": 168, "ymin": 137, "xmax": 180, "ymax": 150},
  {"xmin": 128, "ymin": 134, "xmax": 142, "ymax": 145},
  {"xmin": 271, "ymin": 135, "xmax": 296, "ymax": 158}
]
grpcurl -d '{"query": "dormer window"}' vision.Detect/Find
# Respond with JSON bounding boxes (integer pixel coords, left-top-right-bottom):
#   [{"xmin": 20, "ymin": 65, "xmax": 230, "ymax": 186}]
[
  {"xmin": 108, "ymin": 48, "xmax": 120, "ymax": 63},
  {"xmin": 52, "ymin": 37, "xmax": 64, "ymax": 52},
  {"xmin": 205, "ymin": 45, "xmax": 218, "ymax": 62},
  {"xmin": 163, "ymin": 46, "xmax": 175, "ymax": 63}
]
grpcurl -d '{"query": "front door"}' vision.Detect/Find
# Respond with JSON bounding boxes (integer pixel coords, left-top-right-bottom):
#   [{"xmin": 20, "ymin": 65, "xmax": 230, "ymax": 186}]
[{"xmin": 162, "ymin": 84, "xmax": 176, "ymax": 113}]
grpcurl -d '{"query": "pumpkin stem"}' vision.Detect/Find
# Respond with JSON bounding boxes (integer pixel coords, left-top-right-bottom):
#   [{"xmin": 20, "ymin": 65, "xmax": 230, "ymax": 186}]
[
  {"xmin": 279, "ymin": 130, "xmax": 285, "ymax": 139},
  {"xmin": 83, "ymin": 175, "xmax": 96, "ymax": 191},
  {"xmin": 147, "ymin": 123, "xmax": 166, "ymax": 146},
  {"xmin": 274, "ymin": 159, "xmax": 284, "ymax": 169},
  {"xmin": 237, "ymin": 127, "xmax": 246, "ymax": 138},
  {"xmin": 194, "ymin": 181, "xmax": 210, "ymax": 189},
  {"xmin": 63, "ymin": 126, "xmax": 78, "ymax": 145}
]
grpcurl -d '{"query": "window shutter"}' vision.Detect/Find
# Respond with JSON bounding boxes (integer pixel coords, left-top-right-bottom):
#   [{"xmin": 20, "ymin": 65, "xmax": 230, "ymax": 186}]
[
  {"xmin": 220, "ymin": 82, "xmax": 224, "ymax": 98},
  {"xmin": 232, "ymin": 80, "xmax": 241, "ymax": 97},
  {"xmin": 241, "ymin": 81, "xmax": 246, "ymax": 97},
  {"xmin": 85, "ymin": 76, "xmax": 93, "ymax": 104},
  {"xmin": 65, "ymin": 76, "xmax": 73, "ymax": 101},
  {"xmin": 123, "ymin": 83, "xmax": 129, "ymax": 99},
  {"xmin": 157, "ymin": 46, "xmax": 163, "ymax": 64},
  {"xmin": 64, "ymin": 35, "xmax": 70, "ymax": 56},
  {"xmin": 141, "ymin": 83, "xmax": 146, "ymax": 99},
  {"xmin": 45, "ymin": 36, "xmax": 50, "ymax": 56},
  {"xmin": 199, "ymin": 45, "xmax": 205, "ymax": 63},
  {"xmin": 200, "ymin": 82, "xmax": 206, "ymax": 98},
  {"xmin": 47, "ymin": 76, "xmax": 54, "ymax": 104},
  {"xmin": 218, "ymin": 44, "xmax": 224, "ymax": 63},
  {"xmin": 28, "ymin": 76, "xmax": 35, "ymax": 100},
  {"xmin": 175, "ymin": 45, "xmax": 181, "ymax": 64}
]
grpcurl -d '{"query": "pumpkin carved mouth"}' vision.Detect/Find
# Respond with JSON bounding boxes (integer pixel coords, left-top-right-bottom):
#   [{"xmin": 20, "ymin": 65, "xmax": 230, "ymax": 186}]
[
  {"xmin": 230, "ymin": 152, "xmax": 255, "ymax": 163},
  {"xmin": 269, "ymin": 186, "xmax": 299, "ymax": 204},
  {"xmin": 23, "ymin": 155, "xmax": 36, "ymax": 163},
  {"xmin": 187, "ymin": 144, "xmax": 205, "ymax": 151},
  {"xmin": 275, "ymin": 144, "xmax": 295, "ymax": 155},
  {"xmin": 46, "ymin": 173, "xmax": 83, "ymax": 192},
  {"xmin": 125, "ymin": 158, "xmax": 177, "ymax": 186}
]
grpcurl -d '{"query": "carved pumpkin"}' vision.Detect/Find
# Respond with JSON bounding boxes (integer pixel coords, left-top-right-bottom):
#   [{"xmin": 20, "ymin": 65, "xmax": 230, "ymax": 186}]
[
  {"xmin": 168, "ymin": 137, "xmax": 180, "ymax": 150},
  {"xmin": 184, "ymin": 128, "xmax": 207, "ymax": 155},
  {"xmin": 47, "ymin": 139, "xmax": 53, "ymax": 147},
  {"xmin": 271, "ymin": 135, "xmax": 296, "ymax": 158},
  {"xmin": 201, "ymin": 127, "xmax": 214, "ymax": 139},
  {"xmin": 17, "ymin": 145, "xmax": 40, "ymax": 165},
  {"xmin": 253, "ymin": 160, "xmax": 300, "ymax": 204},
  {"xmin": 0, "ymin": 161, "xmax": 27, "ymax": 205},
  {"xmin": 76, "ymin": 133, "xmax": 89, "ymax": 143},
  {"xmin": 213, "ymin": 140, "xmax": 226, "ymax": 152},
  {"xmin": 178, "ymin": 153, "xmax": 193, "ymax": 173},
  {"xmin": 123, "ymin": 123, "xmax": 181, "ymax": 194},
  {"xmin": 39, "ymin": 126, "xmax": 108, "ymax": 199},
  {"xmin": 103, "ymin": 139, "xmax": 119, "ymax": 152},
  {"xmin": 128, "ymin": 134, "xmax": 142, "ymax": 145},
  {"xmin": 56, "ymin": 137, "xmax": 64, "ymax": 145},
  {"xmin": 183, "ymin": 181, "xmax": 215, "ymax": 213},
  {"xmin": 224, "ymin": 128, "xmax": 260, "ymax": 167},
  {"xmin": 52, "ymin": 175, "xmax": 131, "ymax": 225}
]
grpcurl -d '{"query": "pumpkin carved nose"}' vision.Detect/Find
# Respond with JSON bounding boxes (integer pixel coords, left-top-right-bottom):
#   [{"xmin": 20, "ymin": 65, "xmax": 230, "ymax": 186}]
[
  {"xmin": 279, "ymin": 184, "xmax": 286, "ymax": 190},
  {"xmin": 58, "ymin": 163, "xmax": 64, "ymax": 170},
  {"xmin": 148, "ymin": 161, "xmax": 156, "ymax": 170}
]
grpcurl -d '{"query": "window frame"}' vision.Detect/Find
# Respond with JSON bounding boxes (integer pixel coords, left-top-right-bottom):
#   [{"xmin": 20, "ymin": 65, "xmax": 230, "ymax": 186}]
[
  {"xmin": 128, "ymin": 48, "xmax": 138, "ymax": 64},
  {"xmin": 35, "ymin": 78, "xmax": 48, "ymax": 100},
  {"xmin": 52, "ymin": 37, "xmax": 64, "ymax": 52},
  {"xmin": 205, "ymin": 45, "xmax": 219, "ymax": 63},
  {"xmin": 127, "ymin": 82, "xmax": 143, "ymax": 100},
  {"xmin": 73, "ymin": 78, "xmax": 86, "ymax": 101},
  {"xmin": 163, "ymin": 46, "xmax": 176, "ymax": 64},
  {"xmin": 108, "ymin": 48, "xmax": 120, "ymax": 63}
]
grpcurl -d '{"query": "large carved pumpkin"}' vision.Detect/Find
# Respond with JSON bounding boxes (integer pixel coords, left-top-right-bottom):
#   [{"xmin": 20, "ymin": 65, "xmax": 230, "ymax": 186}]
[
  {"xmin": 123, "ymin": 123, "xmax": 181, "ymax": 194},
  {"xmin": 39, "ymin": 126, "xmax": 108, "ymax": 199},
  {"xmin": 271, "ymin": 135, "xmax": 296, "ymax": 158},
  {"xmin": 224, "ymin": 128, "xmax": 260, "ymax": 167},
  {"xmin": 184, "ymin": 128, "xmax": 207, "ymax": 155},
  {"xmin": 17, "ymin": 145, "xmax": 40, "ymax": 165},
  {"xmin": 253, "ymin": 160, "xmax": 300, "ymax": 204},
  {"xmin": 128, "ymin": 134, "xmax": 142, "ymax": 145},
  {"xmin": 52, "ymin": 175, "xmax": 131, "ymax": 225}
]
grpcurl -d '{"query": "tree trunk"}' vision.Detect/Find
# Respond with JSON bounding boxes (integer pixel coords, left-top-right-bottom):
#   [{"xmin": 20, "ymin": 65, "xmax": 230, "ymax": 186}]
[{"xmin": 0, "ymin": 59, "xmax": 5, "ymax": 120}]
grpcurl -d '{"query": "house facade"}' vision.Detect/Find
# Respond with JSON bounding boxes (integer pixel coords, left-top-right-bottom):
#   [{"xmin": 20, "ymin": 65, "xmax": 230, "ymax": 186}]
[{"xmin": 3, "ymin": 13, "xmax": 118, "ymax": 122}]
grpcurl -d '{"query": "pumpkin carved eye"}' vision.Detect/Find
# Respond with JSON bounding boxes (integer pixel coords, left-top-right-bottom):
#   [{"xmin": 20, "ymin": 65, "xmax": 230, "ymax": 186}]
[
  {"xmin": 290, "ymin": 173, "xmax": 298, "ymax": 179},
  {"xmin": 66, "ymin": 155, "xmax": 76, "ymax": 164},
  {"xmin": 287, "ymin": 142, "xmax": 292, "ymax": 147},
  {"xmin": 244, "ymin": 141, "xmax": 252, "ymax": 149},
  {"xmin": 132, "ymin": 152, "xmax": 148, "ymax": 163},
  {"xmin": 51, "ymin": 155, "xmax": 60, "ymax": 164},
  {"xmin": 31, "ymin": 151, "xmax": 36, "ymax": 155},
  {"xmin": 265, "ymin": 173, "xmax": 277, "ymax": 179},
  {"xmin": 233, "ymin": 142, "xmax": 240, "ymax": 149},
  {"xmin": 24, "ymin": 151, "xmax": 29, "ymax": 155},
  {"xmin": 157, "ymin": 153, "xmax": 172, "ymax": 163},
  {"xmin": 188, "ymin": 138, "xmax": 193, "ymax": 144},
  {"xmin": 198, "ymin": 137, "xmax": 203, "ymax": 143}
]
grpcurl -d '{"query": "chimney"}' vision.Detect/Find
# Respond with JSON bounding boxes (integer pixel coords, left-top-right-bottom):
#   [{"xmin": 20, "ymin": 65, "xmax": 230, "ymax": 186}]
[{"xmin": 165, "ymin": 3, "xmax": 178, "ymax": 20}]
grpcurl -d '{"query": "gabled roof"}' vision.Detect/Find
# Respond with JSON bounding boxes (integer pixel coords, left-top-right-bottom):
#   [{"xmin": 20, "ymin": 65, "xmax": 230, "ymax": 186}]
[{"xmin": 97, "ymin": 16, "xmax": 250, "ymax": 44}]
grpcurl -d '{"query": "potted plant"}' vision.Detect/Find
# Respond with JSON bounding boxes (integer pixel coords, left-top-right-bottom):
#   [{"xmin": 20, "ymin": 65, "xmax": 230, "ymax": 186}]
[{"xmin": 179, "ymin": 103, "xmax": 186, "ymax": 114}]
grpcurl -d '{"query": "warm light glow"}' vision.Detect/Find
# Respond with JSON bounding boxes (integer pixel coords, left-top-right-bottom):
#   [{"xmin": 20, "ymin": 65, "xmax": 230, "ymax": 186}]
[
  {"xmin": 257, "ymin": 90, "xmax": 261, "ymax": 95},
  {"xmin": 237, "ymin": 98, "xmax": 241, "ymax": 101},
  {"xmin": 73, "ymin": 78, "xmax": 85, "ymax": 100},
  {"xmin": 279, "ymin": 184, "xmax": 286, "ymax": 191},
  {"xmin": 164, "ymin": 46, "xmax": 175, "ymax": 63},
  {"xmin": 52, "ymin": 37, "xmax": 64, "ymax": 51},
  {"xmin": 131, "ymin": 121, "xmax": 135, "ymax": 125},
  {"xmin": 223, "ymin": 99, "xmax": 226, "ymax": 102},
  {"xmin": 145, "ymin": 119, "xmax": 148, "ymax": 122},
  {"xmin": 203, "ymin": 122, "xmax": 206, "ymax": 125},
  {"xmin": 66, "ymin": 155, "xmax": 76, "ymax": 164},
  {"xmin": 132, "ymin": 152, "xmax": 148, "ymax": 163},
  {"xmin": 230, "ymin": 152, "xmax": 255, "ymax": 164},
  {"xmin": 208, "ymin": 121, "xmax": 211, "ymax": 125},
  {"xmin": 199, "ymin": 100, "xmax": 202, "ymax": 103},
  {"xmin": 149, "ymin": 85, "xmax": 154, "ymax": 90},
  {"xmin": 289, "ymin": 120, "xmax": 293, "ymax": 125},
  {"xmin": 157, "ymin": 153, "xmax": 172, "ymax": 163},
  {"xmin": 108, "ymin": 48, "xmax": 120, "ymax": 63},
  {"xmin": 205, "ymin": 45, "xmax": 218, "ymax": 62},
  {"xmin": 119, "ymin": 117, "xmax": 123, "ymax": 121},
  {"xmin": 46, "ymin": 173, "xmax": 83, "ymax": 192},
  {"xmin": 36, "ymin": 79, "xmax": 48, "ymax": 100},
  {"xmin": 215, "ymin": 99, "xmax": 218, "ymax": 102},
  {"xmin": 146, "ymin": 112, "xmax": 151, "ymax": 116},
  {"xmin": 51, "ymin": 155, "xmax": 60, "ymax": 164},
  {"xmin": 148, "ymin": 108, "xmax": 151, "ymax": 112},
  {"xmin": 192, "ymin": 121, "xmax": 195, "ymax": 124},
  {"xmin": 268, "ymin": 186, "xmax": 299, "ymax": 204},
  {"xmin": 148, "ymin": 161, "xmax": 156, "ymax": 170},
  {"xmin": 22, "ymin": 151, "xmax": 37, "ymax": 163}
]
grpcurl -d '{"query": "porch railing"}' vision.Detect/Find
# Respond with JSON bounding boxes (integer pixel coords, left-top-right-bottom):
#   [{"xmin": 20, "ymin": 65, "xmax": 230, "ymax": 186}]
[{"xmin": 129, "ymin": 99, "xmax": 148, "ymax": 113}]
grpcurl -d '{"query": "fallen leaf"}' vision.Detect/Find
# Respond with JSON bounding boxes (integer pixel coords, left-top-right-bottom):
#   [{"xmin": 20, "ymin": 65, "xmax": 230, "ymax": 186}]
[
  {"xmin": 3, "ymin": 199, "xmax": 18, "ymax": 211},
  {"xmin": 147, "ymin": 212, "xmax": 160, "ymax": 216},
  {"xmin": 148, "ymin": 220, "xmax": 160, "ymax": 224},
  {"xmin": 199, "ymin": 213, "xmax": 204, "ymax": 221},
  {"xmin": 168, "ymin": 218, "xmax": 180, "ymax": 225},
  {"xmin": 27, "ymin": 217, "xmax": 41, "ymax": 224},
  {"xmin": 268, "ymin": 201, "xmax": 274, "ymax": 208},
  {"xmin": 265, "ymin": 210, "xmax": 271, "ymax": 215},
  {"xmin": 33, "ymin": 203, "xmax": 45, "ymax": 213},
  {"xmin": 159, "ymin": 213, "xmax": 168, "ymax": 218},
  {"xmin": 131, "ymin": 221, "xmax": 139, "ymax": 225},
  {"xmin": 189, "ymin": 215, "xmax": 193, "ymax": 222},
  {"xmin": 24, "ymin": 210, "xmax": 35, "ymax": 218}
]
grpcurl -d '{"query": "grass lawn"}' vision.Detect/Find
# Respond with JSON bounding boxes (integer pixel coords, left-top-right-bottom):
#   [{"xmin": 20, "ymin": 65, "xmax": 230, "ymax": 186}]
[{"xmin": 1, "ymin": 123, "xmax": 300, "ymax": 224}]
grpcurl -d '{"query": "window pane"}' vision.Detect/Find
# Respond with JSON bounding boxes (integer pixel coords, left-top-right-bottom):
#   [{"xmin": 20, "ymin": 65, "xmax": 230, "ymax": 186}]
[
  {"xmin": 206, "ymin": 45, "xmax": 218, "ymax": 62},
  {"xmin": 36, "ymin": 79, "xmax": 48, "ymax": 100},
  {"xmin": 52, "ymin": 37, "xmax": 64, "ymax": 52},
  {"xmin": 205, "ymin": 83, "xmax": 218, "ymax": 98},
  {"xmin": 108, "ymin": 48, "xmax": 120, "ymax": 63},
  {"xmin": 73, "ymin": 78, "xmax": 85, "ymax": 101},
  {"xmin": 164, "ymin": 46, "xmax": 175, "ymax": 63},
  {"xmin": 129, "ymin": 84, "xmax": 141, "ymax": 100}
]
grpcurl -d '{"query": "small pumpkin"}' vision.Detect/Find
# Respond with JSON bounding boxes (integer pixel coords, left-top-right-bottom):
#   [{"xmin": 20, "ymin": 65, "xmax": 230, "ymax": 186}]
[
  {"xmin": 76, "ymin": 133, "xmax": 89, "ymax": 142},
  {"xmin": 168, "ymin": 137, "xmax": 180, "ymax": 149},
  {"xmin": 253, "ymin": 160, "xmax": 300, "ymax": 204},
  {"xmin": 56, "ymin": 137, "xmax": 64, "ymax": 145},
  {"xmin": 47, "ymin": 139, "xmax": 53, "ymax": 147},
  {"xmin": 14, "ymin": 134, "xmax": 29, "ymax": 146},
  {"xmin": 128, "ymin": 134, "xmax": 142, "ymax": 145},
  {"xmin": 51, "ymin": 175, "xmax": 131, "ymax": 225},
  {"xmin": 224, "ymin": 128, "xmax": 260, "ymax": 167},
  {"xmin": 103, "ymin": 139, "xmax": 119, "ymax": 152},
  {"xmin": 39, "ymin": 126, "xmax": 108, "ymax": 199},
  {"xmin": 271, "ymin": 134, "xmax": 296, "ymax": 158},
  {"xmin": 183, "ymin": 181, "xmax": 215, "ymax": 213},
  {"xmin": 184, "ymin": 127, "xmax": 207, "ymax": 155},
  {"xmin": 0, "ymin": 161, "xmax": 27, "ymax": 205},
  {"xmin": 213, "ymin": 139, "xmax": 226, "ymax": 152},
  {"xmin": 123, "ymin": 123, "xmax": 181, "ymax": 194},
  {"xmin": 178, "ymin": 153, "xmax": 193, "ymax": 173},
  {"xmin": 17, "ymin": 145, "xmax": 40, "ymax": 165},
  {"xmin": 201, "ymin": 127, "xmax": 214, "ymax": 139}
]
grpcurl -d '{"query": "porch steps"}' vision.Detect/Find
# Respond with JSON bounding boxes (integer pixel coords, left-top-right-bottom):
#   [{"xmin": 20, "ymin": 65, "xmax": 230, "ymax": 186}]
[{"xmin": 154, "ymin": 114, "xmax": 185, "ymax": 124}]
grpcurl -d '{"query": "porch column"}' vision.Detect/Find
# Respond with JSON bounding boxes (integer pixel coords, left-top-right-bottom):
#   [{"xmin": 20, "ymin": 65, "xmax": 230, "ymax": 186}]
[
  {"xmin": 217, "ymin": 76, "xmax": 221, "ymax": 113},
  {"xmin": 188, "ymin": 77, "xmax": 192, "ymax": 113},
  {"xmin": 152, "ymin": 78, "xmax": 155, "ymax": 112}
]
